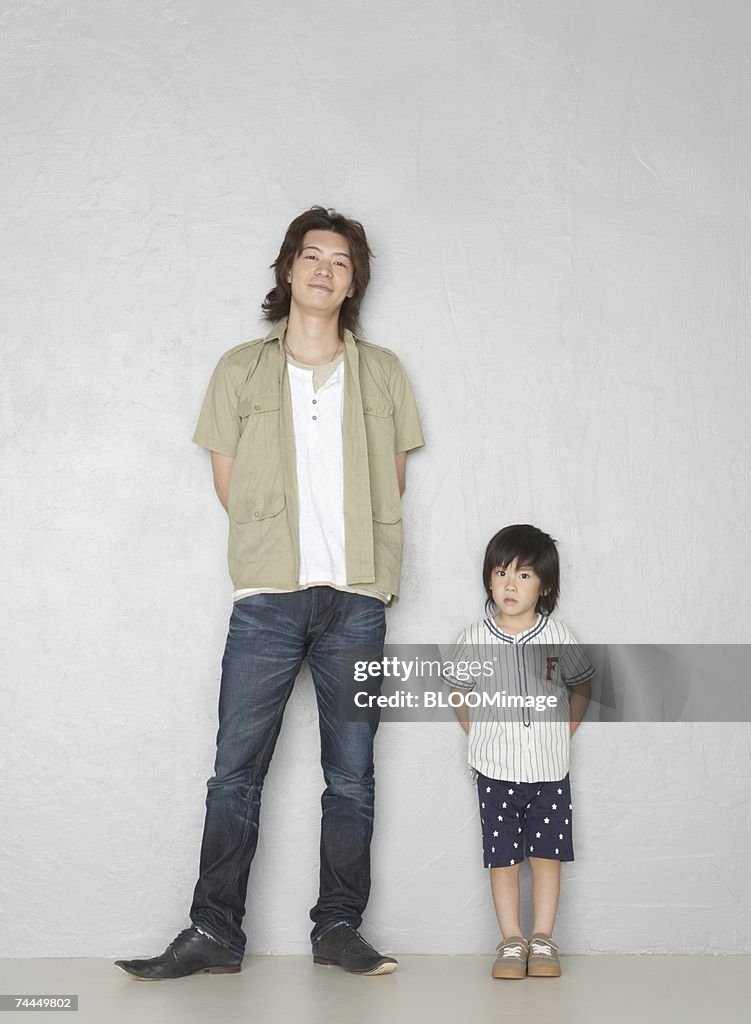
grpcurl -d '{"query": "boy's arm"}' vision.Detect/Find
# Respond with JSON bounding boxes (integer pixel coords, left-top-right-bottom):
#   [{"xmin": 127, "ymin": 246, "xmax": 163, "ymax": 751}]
[
  {"xmin": 450, "ymin": 687, "xmax": 470, "ymax": 734},
  {"xmin": 569, "ymin": 679, "xmax": 592, "ymax": 736}
]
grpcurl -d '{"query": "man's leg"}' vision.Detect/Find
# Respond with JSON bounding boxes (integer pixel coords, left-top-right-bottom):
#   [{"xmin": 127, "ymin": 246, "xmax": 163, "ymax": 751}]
[
  {"xmin": 303, "ymin": 589, "xmax": 396, "ymax": 973},
  {"xmin": 188, "ymin": 593, "xmax": 310, "ymax": 955},
  {"xmin": 306, "ymin": 589, "xmax": 385, "ymax": 938},
  {"xmin": 116, "ymin": 592, "xmax": 311, "ymax": 979}
]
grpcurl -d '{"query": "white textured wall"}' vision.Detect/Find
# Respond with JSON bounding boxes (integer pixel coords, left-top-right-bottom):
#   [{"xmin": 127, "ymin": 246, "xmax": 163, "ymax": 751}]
[{"xmin": 2, "ymin": 0, "xmax": 750, "ymax": 957}]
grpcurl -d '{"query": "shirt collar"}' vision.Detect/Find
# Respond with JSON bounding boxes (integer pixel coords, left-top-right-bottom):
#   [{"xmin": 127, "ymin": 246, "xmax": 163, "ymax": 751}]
[
  {"xmin": 483, "ymin": 613, "xmax": 548, "ymax": 644},
  {"xmin": 263, "ymin": 316, "xmax": 357, "ymax": 351}
]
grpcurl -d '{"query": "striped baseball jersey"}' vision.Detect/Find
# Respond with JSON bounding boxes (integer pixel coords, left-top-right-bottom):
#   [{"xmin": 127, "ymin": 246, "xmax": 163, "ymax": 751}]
[{"xmin": 443, "ymin": 614, "xmax": 594, "ymax": 783}]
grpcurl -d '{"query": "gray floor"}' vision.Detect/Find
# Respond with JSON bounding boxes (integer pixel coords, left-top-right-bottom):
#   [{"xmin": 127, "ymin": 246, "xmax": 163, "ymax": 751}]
[{"xmin": 1, "ymin": 955, "xmax": 749, "ymax": 1024}]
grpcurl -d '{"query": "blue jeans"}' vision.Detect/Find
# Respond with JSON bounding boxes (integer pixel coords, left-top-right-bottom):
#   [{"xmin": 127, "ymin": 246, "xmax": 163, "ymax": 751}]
[{"xmin": 189, "ymin": 587, "xmax": 386, "ymax": 956}]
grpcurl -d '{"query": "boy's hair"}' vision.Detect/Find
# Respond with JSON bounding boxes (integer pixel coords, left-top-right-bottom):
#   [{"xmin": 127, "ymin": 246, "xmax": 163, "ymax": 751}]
[
  {"xmin": 482, "ymin": 524, "xmax": 560, "ymax": 615},
  {"xmin": 262, "ymin": 206, "xmax": 374, "ymax": 335}
]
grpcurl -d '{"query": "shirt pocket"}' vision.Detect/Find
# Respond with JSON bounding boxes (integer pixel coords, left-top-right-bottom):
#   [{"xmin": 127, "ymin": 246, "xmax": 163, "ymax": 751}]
[
  {"xmin": 238, "ymin": 391, "xmax": 281, "ymax": 419},
  {"xmin": 362, "ymin": 395, "xmax": 393, "ymax": 418},
  {"xmin": 371, "ymin": 497, "xmax": 402, "ymax": 524},
  {"xmin": 362, "ymin": 392, "xmax": 395, "ymax": 455}
]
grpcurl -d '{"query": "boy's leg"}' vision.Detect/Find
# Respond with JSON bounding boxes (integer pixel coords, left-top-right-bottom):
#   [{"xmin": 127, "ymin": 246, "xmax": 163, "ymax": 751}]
[
  {"xmin": 521, "ymin": 774, "xmax": 573, "ymax": 941},
  {"xmin": 528, "ymin": 856, "xmax": 561, "ymax": 936},
  {"xmin": 489, "ymin": 864, "xmax": 523, "ymax": 939},
  {"xmin": 489, "ymin": 865, "xmax": 528, "ymax": 979},
  {"xmin": 479, "ymin": 776, "xmax": 535, "ymax": 978},
  {"xmin": 527, "ymin": 858, "xmax": 562, "ymax": 975}
]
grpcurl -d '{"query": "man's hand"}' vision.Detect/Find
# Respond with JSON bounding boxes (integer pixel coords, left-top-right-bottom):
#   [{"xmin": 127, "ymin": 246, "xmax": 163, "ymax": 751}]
[{"xmin": 210, "ymin": 451, "xmax": 235, "ymax": 512}]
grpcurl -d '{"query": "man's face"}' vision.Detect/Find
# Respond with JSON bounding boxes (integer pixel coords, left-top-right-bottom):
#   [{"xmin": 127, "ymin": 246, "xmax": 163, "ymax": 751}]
[{"xmin": 286, "ymin": 230, "xmax": 355, "ymax": 318}]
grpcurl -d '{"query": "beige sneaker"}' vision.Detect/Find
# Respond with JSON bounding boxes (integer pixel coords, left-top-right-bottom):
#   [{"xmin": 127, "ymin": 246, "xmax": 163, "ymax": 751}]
[
  {"xmin": 526, "ymin": 933, "xmax": 561, "ymax": 977},
  {"xmin": 491, "ymin": 936, "xmax": 529, "ymax": 979}
]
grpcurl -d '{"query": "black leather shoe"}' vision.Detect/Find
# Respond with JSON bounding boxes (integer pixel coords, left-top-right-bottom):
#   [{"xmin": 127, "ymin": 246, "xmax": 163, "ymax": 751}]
[
  {"xmin": 114, "ymin": 927, "xmax": 242, "ymax": 981},
  {"xmin": 312, "ymin": 924, "xmax": 398, "ymax": 975}
]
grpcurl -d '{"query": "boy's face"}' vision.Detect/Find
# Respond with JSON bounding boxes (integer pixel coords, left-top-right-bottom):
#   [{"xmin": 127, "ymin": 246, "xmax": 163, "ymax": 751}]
[
  {"xmin": 490, "ymin": 559, "xmax": 546, "ymax": 627},
  {"xmin": 286, "ymin": 229, "xmax": 355, "ymax": 319}
]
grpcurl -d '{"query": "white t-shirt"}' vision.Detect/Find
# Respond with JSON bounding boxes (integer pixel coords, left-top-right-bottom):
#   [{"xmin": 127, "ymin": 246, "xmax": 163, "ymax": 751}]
[{"xmin": 289, "ymin": 358, "xmax": 347, "ymax": 586}]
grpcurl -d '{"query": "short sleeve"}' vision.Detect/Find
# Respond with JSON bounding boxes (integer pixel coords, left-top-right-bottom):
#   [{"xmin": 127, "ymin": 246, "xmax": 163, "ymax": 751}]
[
  {"xmin": 192, "ymin": 356, "xmax": 241, "ymax": 458},
  {"xmin": 560, "ymin": 627, "xmax": 595, "ymax": 687},
  {"xmin": 440, "ymin": 629, "xmax": 476, "ymax": 690},
  {"xmin": 388, "ymin": 359, "xmax": 425, "ymax": 454}
]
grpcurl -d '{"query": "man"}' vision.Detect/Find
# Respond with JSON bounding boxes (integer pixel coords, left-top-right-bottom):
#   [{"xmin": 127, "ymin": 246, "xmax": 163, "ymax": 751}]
[{"xmin": 115, "ymin": 207, "xmax": 424, "ymax": 980}]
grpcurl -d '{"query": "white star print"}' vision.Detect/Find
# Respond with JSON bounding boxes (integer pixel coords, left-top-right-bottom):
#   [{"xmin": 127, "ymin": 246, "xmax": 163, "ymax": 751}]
[
  {"xmin": 513, "ymin": 842, "xmax": 518, "ymax": 848},
  {"xmin": 508, "ymin": 788, "xmax": 514, "ymax": 795},
  {"xmin": 536, "ymin": 832, "xmax": 541, "ymax": 838},
  {"xmin": 557, "ymin": 788, "xmax": 563, "ymax": 795},
  {"xmin": 517, "ymin": 827, "xmax": 522, "ymax": 833},
  {"xmin": 502, "ymin": 802, "xmax": 507, "ymax": 809},
  {"xmin": 552, "ymin": 803, "xmax": 557, "ymax": 810},
  {"xmin": 555, "ymin": 848, "xmax": 559, "ymax": 854},
  {"xmin": 491, "ymin": 846, "xmax": 495, "ymax": 853},
  {"xmin": 569, "ymin": 804, "xmax": 572, "ymax": 809},
  {"xmin": 544, "ymin": 817, "xmax": 550, "ymax": 824},
  {"xmin": 564, "ymin": 818, "xmax": 569, "ymax": 825},
  {"xmin": 481, "ymin": 802, "xmax": 485, "ymax": 809},
  {"xmin": 498, "ymin": 814, "xmax": 503, "ymax": 821},
  {"xmin": 530, "ymin": 845, "xmax": 534, "ymax": 851},
  {"xmin": 486, "ymin": 786, "xmax": 491, "ymax": 793},
  {"xmin": 559, "ymin": 834, "xmax": 563, "ymax": 840},
  {"xmin": 510, "ymin": 859, "xmax": 515, "ymax": 865},
  {"xmin": 493, "ymin": 831, "xmax": 499, "ymax": 837}
]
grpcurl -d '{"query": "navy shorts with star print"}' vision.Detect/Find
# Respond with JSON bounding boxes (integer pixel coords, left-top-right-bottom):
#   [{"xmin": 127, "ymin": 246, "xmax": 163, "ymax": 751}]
[{"xmin": 476, "ymin": 772, "xmax": 574, "ymax": 867}]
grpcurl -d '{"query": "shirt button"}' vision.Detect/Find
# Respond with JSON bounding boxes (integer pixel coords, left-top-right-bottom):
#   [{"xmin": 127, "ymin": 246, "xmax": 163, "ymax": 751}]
[
  {"xmin": 254, "ymin": 512, "xmax": 260, "ymax": 518},
  {"xmin": 254, "ymin": 404, "xmax": 261, "ymax": 411},
  {"xmin": 312, "ymin": 399, "xmax": 317, "ymax": 404},
  {"xmin": 365, "ymin": 405, "xmax": 372, "ymax": 412},
  {"xmin": 312, "ymin": 415, "xmax": 317, "ymax": 421}
]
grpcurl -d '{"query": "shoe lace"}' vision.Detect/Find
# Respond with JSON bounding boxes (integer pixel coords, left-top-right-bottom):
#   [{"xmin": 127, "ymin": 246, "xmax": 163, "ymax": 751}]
[
  {"xmin": 499, "ymin": 942, "xmax": 525, "ymax": 958},
  {"xmin": 168, "ymin": 928, "xmax": 196, "ymax": 950},
  {"xmin": 530, "ymin": 939, "xmax": 555, "ymax": 956}
]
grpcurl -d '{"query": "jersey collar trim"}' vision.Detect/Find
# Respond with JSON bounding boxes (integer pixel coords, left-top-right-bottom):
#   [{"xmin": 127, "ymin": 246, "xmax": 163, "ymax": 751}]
[{"xmin": 483, "ymin": 613, "xmax": 549, "ymax": 644}]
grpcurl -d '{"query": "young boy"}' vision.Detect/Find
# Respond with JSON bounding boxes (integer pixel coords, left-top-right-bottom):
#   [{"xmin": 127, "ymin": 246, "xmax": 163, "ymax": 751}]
[{"xmin": 443, "ymin": 524, "xmax": 593, "ymax": 979}]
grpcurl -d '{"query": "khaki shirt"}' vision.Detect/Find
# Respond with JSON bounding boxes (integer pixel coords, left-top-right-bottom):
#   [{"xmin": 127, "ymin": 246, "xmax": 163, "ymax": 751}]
[{"xmin": 192, "ymin": 319, "xmax": 425, "ymax": 600}]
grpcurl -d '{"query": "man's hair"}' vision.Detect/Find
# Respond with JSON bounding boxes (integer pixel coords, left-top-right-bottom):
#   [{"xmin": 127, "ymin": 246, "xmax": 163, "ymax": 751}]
[
  {"xmin": 262, "ymin": 206, "xmax": 373, "ymax": 335},
  {"xmin": 482, "ymin": 524, "xmax": 560, "ymax": 615}
]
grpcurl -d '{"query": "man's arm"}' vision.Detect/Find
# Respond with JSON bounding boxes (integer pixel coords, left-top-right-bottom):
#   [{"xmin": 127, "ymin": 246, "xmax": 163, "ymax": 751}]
[
  {"xmin": 395, "ymin": 452, "xmax": 406, "ymax": 496},
  {"xmin": 210, "ymin": 451, "xmax": 235, "ymax": 512},
  {"xmin": 569, "ymin": 680, "xmax": 592, "ymax": 736}
]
